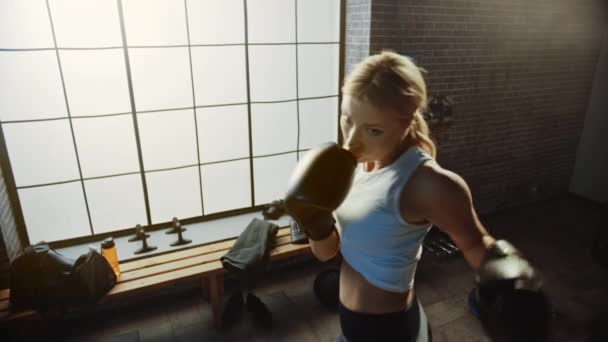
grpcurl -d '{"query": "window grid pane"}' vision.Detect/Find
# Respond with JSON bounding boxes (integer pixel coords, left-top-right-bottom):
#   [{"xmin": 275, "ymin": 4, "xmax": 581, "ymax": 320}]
[{"xmin": 0, "ymin": 0, "xmax": 342, "ymax": 243}]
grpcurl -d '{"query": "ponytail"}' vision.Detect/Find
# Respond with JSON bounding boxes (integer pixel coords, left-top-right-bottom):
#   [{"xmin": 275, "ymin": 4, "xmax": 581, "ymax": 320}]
[{"xmin": 407, "ymin": 111, "xmax": 437, "ymax": 159}]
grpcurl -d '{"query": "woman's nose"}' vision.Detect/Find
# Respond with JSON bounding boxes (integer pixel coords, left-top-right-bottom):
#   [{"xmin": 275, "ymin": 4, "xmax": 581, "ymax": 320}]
[{"xmin": 342, "ymin": 134, "xmax": 362, "ymax": 156}]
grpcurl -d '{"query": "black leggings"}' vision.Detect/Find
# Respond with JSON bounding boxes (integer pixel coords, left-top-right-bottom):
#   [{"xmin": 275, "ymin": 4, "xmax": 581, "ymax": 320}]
[{"xmin": 338, "ymin": 296, "xmax": 431, "ymax": 342}]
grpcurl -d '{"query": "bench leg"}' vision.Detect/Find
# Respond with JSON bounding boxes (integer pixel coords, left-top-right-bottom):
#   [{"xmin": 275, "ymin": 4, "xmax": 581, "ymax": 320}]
[
  {"xmin": 202, "ymin": 275, "xmax": 224, "ymax": 301},
  {"xmin": 217, "ymin": 274, "xmax": 224, "ymax": 298},
  {"xmin": 201, "ymin": 277, "xmax": 209, "ymax": 301},
  {"xmin": 207, "ymin": 273, "xmax": 223, "ymax": 329}
]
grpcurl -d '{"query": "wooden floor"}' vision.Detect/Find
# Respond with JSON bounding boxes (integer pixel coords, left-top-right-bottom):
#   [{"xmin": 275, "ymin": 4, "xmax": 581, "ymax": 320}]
[{"xmin": 4, "ymin": 194, "xmax": 608, "ymax": 341}]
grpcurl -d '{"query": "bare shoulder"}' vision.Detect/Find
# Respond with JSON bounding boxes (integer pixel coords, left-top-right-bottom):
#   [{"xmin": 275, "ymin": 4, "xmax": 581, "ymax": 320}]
[
  {"xmin": 400, "ymin": 160, "xmax": 473, "ymax": 219},
  {"xmin": 409, "ymin": 160, "xmax": 469, "ymax": 196}
]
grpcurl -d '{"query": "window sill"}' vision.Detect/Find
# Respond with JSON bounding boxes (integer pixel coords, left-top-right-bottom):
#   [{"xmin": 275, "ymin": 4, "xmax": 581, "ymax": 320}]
[{"xmin": 57, "ymin": 212, "xmax": 292, "ymax": 262}]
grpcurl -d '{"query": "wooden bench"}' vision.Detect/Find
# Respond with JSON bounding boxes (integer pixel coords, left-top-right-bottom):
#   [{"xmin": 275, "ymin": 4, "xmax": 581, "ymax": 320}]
[{"xmin": 0, "ymin": 226, "xmax": 310, "ymax": 328}]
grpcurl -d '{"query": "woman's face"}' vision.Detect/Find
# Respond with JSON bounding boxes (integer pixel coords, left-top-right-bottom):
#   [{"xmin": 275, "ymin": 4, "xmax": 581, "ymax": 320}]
[{"xmin": 340, "ymin": 95, "xmax": 410, "ymax": 164}]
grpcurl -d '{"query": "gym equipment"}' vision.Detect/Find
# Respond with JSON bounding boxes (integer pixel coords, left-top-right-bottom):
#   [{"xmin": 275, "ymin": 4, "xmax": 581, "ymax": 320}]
[
  {"xmin": 166, "ymin": 217, "xmax": 186, "ymax": 234},
  {"xmin": 290, "ymin": 220, "xmax": 308, "ymax": 244},
  {"xmin": 313, "ymin": 268, "xmax": 340, "ymax": 309},
  {"xmin": 170, "ymin": 223, "xmax": 192, "ymax": 247},
  {"xmin": 133, "ymin": 225, "xmax": 157, "ymax": 255},
  {"xmin": 128, "ymin": 224, "xmax": 149, "ymax": 242}
]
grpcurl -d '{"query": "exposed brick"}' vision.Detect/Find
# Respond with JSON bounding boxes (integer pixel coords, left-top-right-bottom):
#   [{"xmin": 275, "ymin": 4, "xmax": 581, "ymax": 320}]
[
  {"xmin": 345, "ymin": 0, "xmax": 372, "ymax": 75},
  {"xmin": 0, "ymin": 165, "xmax": 23, "ymax": 261},
  {"xmin": 345, "ymin": 0, "xmax": 608, "ymax": 214}
]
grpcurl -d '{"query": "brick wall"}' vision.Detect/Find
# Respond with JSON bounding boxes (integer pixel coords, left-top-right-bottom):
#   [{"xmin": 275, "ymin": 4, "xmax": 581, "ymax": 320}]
[
  {"xmin": 0, "ymin": 164, "xmax": 22, "ymax": 269},
  {"xmin": 364, "ymin": 0, "xmax": 607, "ymax": 214},
  {"xmin": 0, "ymin": 230, "xmax": 8, "ymax": 288},
  {"xmin": 344, "ymin": 0, "xmax": 372, "ymax": 77},
  {"xmin": 0, "ymin": 132, "xmax": 24, "ymax": 262}
]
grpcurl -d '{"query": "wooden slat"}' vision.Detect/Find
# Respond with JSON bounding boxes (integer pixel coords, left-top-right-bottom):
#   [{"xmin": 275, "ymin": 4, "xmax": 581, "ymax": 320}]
[
  {"xmin": 107, "ymin": 260, "xmax": 223, "ymax": 296},
  {"xmin": 119, "ymin": 227, "xmax": 291, "ymax": 272},
  {"xmin": 0, "ymin": 309, "xmax": 37, "ymax": 321},
  {"xmin": 0, "ymin": 288, "xmax": 9, "ymax": 301},
  {"xmin": 0, "ymin": 298, "xmax": 37, "ymax": 321},
  {"xmin": 269, "ymin": 243, "xmax": 311, "ymax": 260},
  {"xmin": 118, "ymin": 250, "xmax": 225, "ymax": 282},
  {"xmin": 117, "ymin": 235, "xmax": 294, "ymax": 283},
  {"xmin": 106, "ymin": 242, "xmax": 310, "ymax": 297}
]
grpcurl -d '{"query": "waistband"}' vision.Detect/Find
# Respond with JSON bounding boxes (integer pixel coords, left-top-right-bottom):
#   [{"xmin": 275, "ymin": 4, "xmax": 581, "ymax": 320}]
[{"xmin": 338, "ymin": 296, "xmax": 422, "ymax": 342}]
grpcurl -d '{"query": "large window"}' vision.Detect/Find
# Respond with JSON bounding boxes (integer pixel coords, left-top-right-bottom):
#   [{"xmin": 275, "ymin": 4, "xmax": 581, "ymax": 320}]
[{"xmin": 0, "ymin": 0, "xmax": 341, "ymax": 244}]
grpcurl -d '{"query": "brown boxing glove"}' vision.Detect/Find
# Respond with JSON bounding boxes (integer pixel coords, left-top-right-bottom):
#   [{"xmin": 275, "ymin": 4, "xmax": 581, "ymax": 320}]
[
  {"xmin": 284, "ymin": 142, "xmax": 356, "ymax": 240},
  {"xmin": 475, "ymin": 240, "xmax": 551, "ymax": 342}
]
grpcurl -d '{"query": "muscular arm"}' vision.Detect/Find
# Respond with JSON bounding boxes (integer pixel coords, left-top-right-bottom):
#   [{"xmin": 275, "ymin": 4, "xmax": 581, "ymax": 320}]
[
  {"xmin": 309, "ymin": 228, "xmax": 340, "ymax": 262},
  {"xmin": 406, "ymin": 165, "xmax": 495, "ymax": 270},
  {"xmin": 408, "ymin": 164, "xmax": 550, "ymax": 341}
]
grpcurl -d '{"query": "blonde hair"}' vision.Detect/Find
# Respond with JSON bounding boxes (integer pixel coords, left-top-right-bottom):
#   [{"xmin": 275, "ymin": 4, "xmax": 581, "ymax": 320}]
[{"xmin": 342, "ymin": 51, "xmax": 436, "ymax": 158}]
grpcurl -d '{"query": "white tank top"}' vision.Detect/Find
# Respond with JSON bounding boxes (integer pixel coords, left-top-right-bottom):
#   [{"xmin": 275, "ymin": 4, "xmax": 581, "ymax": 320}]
[{"xmin": 334, "ymin": 146, "xmax": 433, "ymax": 293}]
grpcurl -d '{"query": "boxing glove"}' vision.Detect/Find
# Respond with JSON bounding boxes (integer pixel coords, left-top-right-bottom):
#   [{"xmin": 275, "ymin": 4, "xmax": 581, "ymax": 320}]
[
  {"xmin": 475, "ymin": 240, "xmax": 551, "ymax": 342},
  {"xmin": 284, "ymin": 142, "xmax": 356, "ymax": 241}
]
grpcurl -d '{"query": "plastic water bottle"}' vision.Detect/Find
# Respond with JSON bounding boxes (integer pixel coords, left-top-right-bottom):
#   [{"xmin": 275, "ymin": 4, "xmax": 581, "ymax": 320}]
[{"xmin": 101, "ymin": 237, "xmax": 121, "ymax": 277}]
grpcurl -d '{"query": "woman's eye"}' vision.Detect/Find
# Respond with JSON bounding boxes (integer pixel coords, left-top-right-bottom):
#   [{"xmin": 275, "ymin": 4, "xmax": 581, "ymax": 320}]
[{"xmin": 367, "ymin": 128, "xmax": 383, "ymax": 136}]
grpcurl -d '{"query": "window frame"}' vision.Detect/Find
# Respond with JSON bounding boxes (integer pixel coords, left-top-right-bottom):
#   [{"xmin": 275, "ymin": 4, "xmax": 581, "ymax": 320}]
[{"xmin": 0, "ymin": 0, "xmax": 346, "ymax": 250}]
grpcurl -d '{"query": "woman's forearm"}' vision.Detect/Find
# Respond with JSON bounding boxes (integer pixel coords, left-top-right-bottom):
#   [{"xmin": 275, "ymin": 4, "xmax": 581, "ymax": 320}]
[
  {"xmin": 460, "ymin": 234, "xmax": 496, "ymax": 270},
  {"xmin": 310, "ymin": 228, "xmax": 340, "ymax": 262}
]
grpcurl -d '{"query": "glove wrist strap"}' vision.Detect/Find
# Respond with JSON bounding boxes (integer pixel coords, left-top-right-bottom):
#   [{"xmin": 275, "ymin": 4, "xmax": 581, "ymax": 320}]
[{"xmin": 302, "ymin": 216, "xmax": 336, "ymax": 241}]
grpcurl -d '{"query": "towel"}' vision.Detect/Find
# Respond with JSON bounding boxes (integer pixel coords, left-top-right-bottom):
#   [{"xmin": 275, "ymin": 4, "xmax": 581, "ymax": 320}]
[{"xmin": 221, "ymin": 218, "xmax": 279, "ymax": 290}]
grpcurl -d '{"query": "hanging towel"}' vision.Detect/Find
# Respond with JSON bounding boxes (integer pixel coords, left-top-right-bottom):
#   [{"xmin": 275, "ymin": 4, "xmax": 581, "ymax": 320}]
[{"xmin": 221, "ymin": 218, "xmax": 279, "ymax": 289}]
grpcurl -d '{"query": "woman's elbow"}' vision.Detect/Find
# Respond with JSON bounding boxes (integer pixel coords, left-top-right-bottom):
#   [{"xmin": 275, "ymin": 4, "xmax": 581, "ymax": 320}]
[
  {"xmin": 310, "ymin": 230, "xmax": 340, "ymax": 262},
  {"xmin": 313, "ymin": 247, "xmax": 339, "ymax": 262}
]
